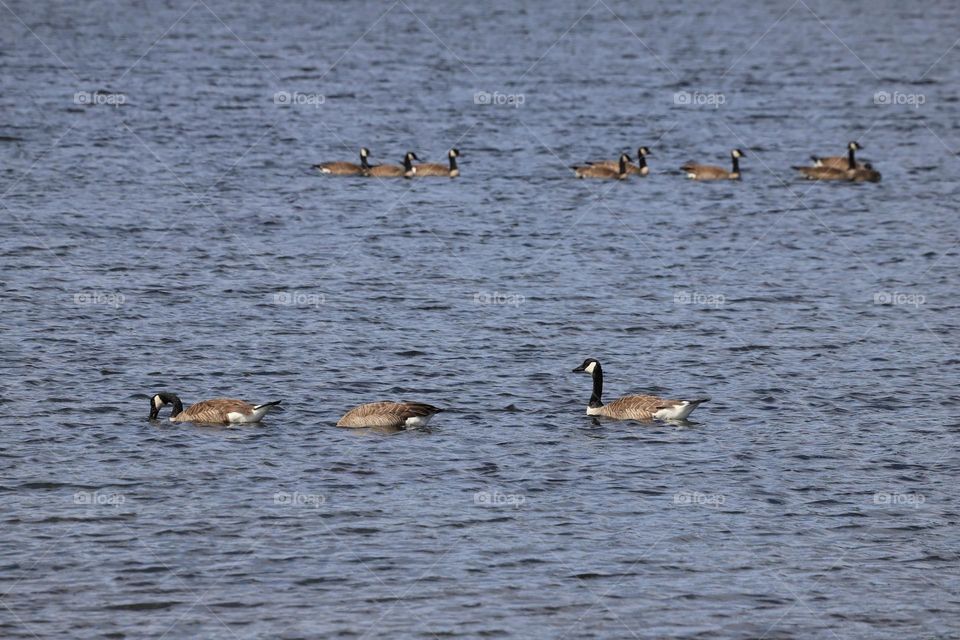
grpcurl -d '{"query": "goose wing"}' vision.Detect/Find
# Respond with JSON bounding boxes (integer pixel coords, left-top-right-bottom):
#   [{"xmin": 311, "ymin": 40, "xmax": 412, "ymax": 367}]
[
  {"xmin": 414, "ymin": 163, "xmax": 449, "ymax": 176},
  {"xmin": 177, "ymin": 398, "xmax": 255, "ymax": 424},
  {"xmin": 573, "ymin": 164, "xmax": 620, "ymax": 179},
  {"xmin": 367, "ymin": 164, "xmax": 405, "ymax": 177},
  {"xmin": 602, "ymin": 394, "xmax": 679, "ymax": 420}
]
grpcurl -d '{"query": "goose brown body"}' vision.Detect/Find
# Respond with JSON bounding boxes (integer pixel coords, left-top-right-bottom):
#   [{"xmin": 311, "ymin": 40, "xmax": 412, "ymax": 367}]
[
  {"xmin": 572, "ymin": 359, "xmax": 708, "ymax": 422},
  {"xmin": 314, "ymin": 148, "xmax": 370, "ymax": 175},
  {"xmin": 416, "ymin": 149, "xmax": 460, "ymax": 177},
  {"xmin": 682, "ymin": 149, "xmax": 745, "ymax": 181},
  {"xmin": 811, "ymin": 141, "xmax": 863, "ymax": 170},
  {"xmin": 337, "ymin": 401, "xmax": 443, "ymax": 429},
  {"xmin": 587, "ymin": 147, "xmax": 650, "ymax": 176},
  {"xmin": 149, "ymin": 393, "xmax": 281, "ymax": 425},
  {"xmin": 573, "ymin": 153, "xmax": 631, "ymax": 179},
  {"xmin": 367, "ymin": 152, "xmax": 418, "ymax": 178}
]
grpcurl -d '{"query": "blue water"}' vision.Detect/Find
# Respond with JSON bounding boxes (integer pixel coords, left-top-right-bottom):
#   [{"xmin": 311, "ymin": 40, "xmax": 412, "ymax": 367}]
[{"xmin": 2, "ymin": 0, "xmax": 959, "ymax": 638}]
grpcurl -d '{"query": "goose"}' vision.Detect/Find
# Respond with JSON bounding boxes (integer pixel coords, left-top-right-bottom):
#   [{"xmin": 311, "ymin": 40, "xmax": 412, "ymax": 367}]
[
  {"xmin": 682, "ymin": 149, "xmax": 745, "ymax": 180},
  {"xmin": 415, "ymin": 148, "xmax": 460, "ymax": 177},
  {"xmin": 572, "ymin": 153, "xmax": 631, "ymax": 179},
  {"xmin": 366, "ymin": 151, "xmax": 418, "ymax": 178},
  {"xmin": 571, "ymin": 358, "xmax": 708, "ymax": 421},
  {"xmin": 148, "ymin": 392, "xmax": 281, "ymax": 424},
  {"xmin": 795, "ymin": 154, "xmax": 881, "ymax": 183},
  {"xmin": 811, "ymin": 141, "xmax": 862, "ymax": 170},
  {"xmin": 336, "ymin": 401, "xmax": 443, "ymax": 429},
  {"xmin": 585, "ymin": 146, "xmax": 651, "ymax": 176},
  {"xmin": 313, "ymin": 147, "xmax": 371, "ymax": 175}
]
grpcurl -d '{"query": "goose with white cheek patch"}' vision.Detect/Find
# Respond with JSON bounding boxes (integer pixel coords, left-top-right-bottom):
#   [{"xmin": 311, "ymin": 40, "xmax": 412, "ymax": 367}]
[
  {"xmin": 810, "ymin": 141, "xmax": 863, "ymax": 170},
  {"xmin": 572, "ymin": 358, "xmax": 708, "ymax": 421},
  {"xmin": 572, "ymin": 153, "xmax": 632, "ymax": 179},
  {"xmin": 366, "ymin": 151, "xmax": 419, "ymax": 178},
  {"xmin": 415, "ymin": 148, "xmax": 460, "ymax": 177},
  {"xmin": 585, "ymin": 146, "xmax": 651, "ymax": 176},
  {"xmin": 336, "ymin": 401, "xmax": 443, "ymax": 429},
  {"xmin": 313, "ymin": 147, "xmax": 371, "ymax": 175},
  {"xmin": 682, "ymin": 149, "xmax": 746, "ymax": 181},
  {"xmin": 148, "ymin": 392, "xmax": 282, "ymax": 425}
]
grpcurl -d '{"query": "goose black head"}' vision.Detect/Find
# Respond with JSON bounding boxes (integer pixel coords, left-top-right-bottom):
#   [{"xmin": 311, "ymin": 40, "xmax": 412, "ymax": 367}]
[
  {"xmin": 360, "ymin": 147, "xmax": 370, "ymax": 158},
  {"xmin": 149, "ymin": 392, "xmax": 183, "ymax": 420},
  {"xmin": 572, "ymin": 358, "xmax": 601, "ymax": 374},
  {"xmin": 449, "ymin": 148, "xmax": 460, "ymax": 158},
  {"xmin": 848, "ymin": 141, "xmax": 863, "ymax": 150},
  {"xmin": 732, "ymin": 148, "xmax": 747, "ymax": 158},
  {"xmin": 406, "ymin": 151, "xmax": 418, "ymax": 161},
  {"xmin": 638, "ymin": 146, "xmax": 651, "ymax": 157}
]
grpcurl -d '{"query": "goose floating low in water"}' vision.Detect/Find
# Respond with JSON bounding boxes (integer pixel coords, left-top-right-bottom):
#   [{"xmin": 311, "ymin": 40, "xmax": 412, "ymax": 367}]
[
  {"xmin": 795, "ymin": 142, "xmax": 880, "ymax": 182},
  {"xmin": 336, "ymin": 401, "xmax": 443, "ymax": 429},
  {"xmin": 584, "ymin": 146, "xmax": 651, "ymax": 176},
  {"xmin": 367, "ymin": 151, "xmax": 418, "ymax": 178},
  {"xmin": 682, "ymin": 149, "xmax": 746, "ymax": 181},
  {"xmin": 810, "ymin": 141, "xmax": 863, "ymax": 170},
  {"xmin": 572, "ymin": 153, "xmax": 632, "ymax": 179},
  {"xmin": 313, "ymin": 147, "xmax": 371, "ymax": 175},
  {"xmin": 148, "ymin": 392, "xmax": 281, "ymax": 425},
  {"xmin": 572, "ymin": 358, "xmax": 708, "ymax": 421},
  {"xmin": 415, "ymin": 148, "xmax": 460, "ymax": 177}
]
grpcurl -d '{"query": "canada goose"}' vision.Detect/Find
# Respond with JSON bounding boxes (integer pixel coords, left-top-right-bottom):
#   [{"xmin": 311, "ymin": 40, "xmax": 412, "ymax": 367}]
[
  {"xmin": 848, "ymin": 162, "xmax": 882, "ymax": 183},
  {"xmin": 572, "ymin": 153, "xmax": 631, "ymax": 179},
  {"xmin": 336, "ymin": 401, "xmax": 443, "ymax": 429},
  {"xmin": 794, "ymin": 152, "xmax": 880, "ymax": 183},
  {"xmin": 148, "ymin": 392, "xmax": 281, "ymax": 424},
  {"xmin": 811, "ymin": 141, "xmax": 862, "ymax": 170},
  {"xmin": 571, "ymin": 358, "xmax": 708, "ymax": 421},
  {"xmin": 415, "ymin": 148, "xmax": 460, "ymax": 177},
  {"xmin": 313, "ymin": 147, "xmax": 371, "ymax": 175},
  {"xmin": 586, "ymin": 146, "xmax": 651, "ymax": 176},
  {"xmin": 682, "ymin": 149, "xmax": 746, "ymax": 180},
  {"xmin": 367, "ymin": 151, "xmax": 418, "ymax": 178}
]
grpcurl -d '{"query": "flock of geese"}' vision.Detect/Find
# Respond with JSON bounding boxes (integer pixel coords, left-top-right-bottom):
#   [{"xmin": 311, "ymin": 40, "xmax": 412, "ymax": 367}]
[
  {"xmin": 313, "ymin": 141, "xmax": 880, "ymax": 182},
  {"xmin": 157, "ymin": 139, "xmax": 875, "ymax": 429},
  {"xmin": 148, "ymin": 358, "xmax": 709, "ymax": 428}
]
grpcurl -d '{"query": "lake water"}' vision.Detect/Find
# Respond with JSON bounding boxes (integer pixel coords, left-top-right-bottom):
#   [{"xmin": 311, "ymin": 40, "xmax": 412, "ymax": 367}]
[{"xmin": 2, "ymin": 0, "xmax": 959, "ymax": 638}]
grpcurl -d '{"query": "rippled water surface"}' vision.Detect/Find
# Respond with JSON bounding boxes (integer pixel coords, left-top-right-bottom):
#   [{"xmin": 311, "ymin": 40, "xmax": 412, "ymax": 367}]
[{"xmin": 2, "ymin": 1, "xmax": 960, "ymax": 638}]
